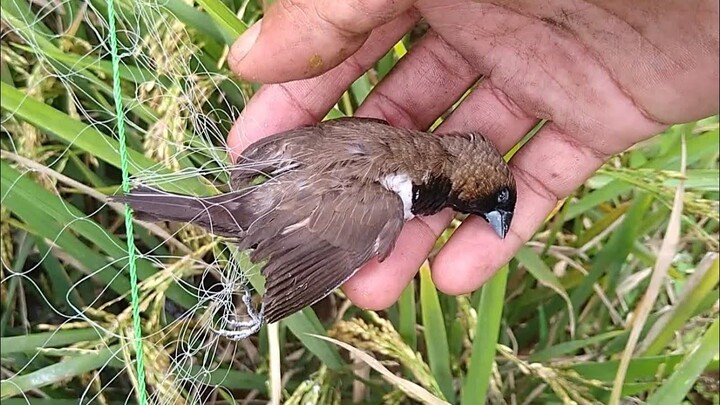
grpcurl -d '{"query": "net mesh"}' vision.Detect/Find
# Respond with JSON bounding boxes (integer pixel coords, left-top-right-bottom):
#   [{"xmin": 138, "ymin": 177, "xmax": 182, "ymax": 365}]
[
  {"xmin": 2, "ymin": 1, "xmax": 719, "ymax": 404},
  {"xmin": 1, "ymin": 1, "xmax": 269, "ymax": 403}
]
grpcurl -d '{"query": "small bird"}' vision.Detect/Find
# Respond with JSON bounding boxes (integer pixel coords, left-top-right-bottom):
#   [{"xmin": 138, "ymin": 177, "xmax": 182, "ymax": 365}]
[{"xmin": 112, "ymin": 117, "xmax": 516, "ymax": 339}]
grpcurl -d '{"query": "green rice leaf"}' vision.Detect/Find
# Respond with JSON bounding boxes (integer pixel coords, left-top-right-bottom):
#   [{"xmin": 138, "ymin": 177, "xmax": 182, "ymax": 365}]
[
  {"xmin": 461, "ymin": 265, "xmax": 508, "ymax": 404},
  {"xmin": 646, "ymin": 318, "xmax": 720, "ymax": 404},
  {"xmin": 0, "ymin": 344, "xmax": 121, "ymax": 398},
  {"xmin": 420, "ymin": 262, "xmax": 454, "ymax": 402}
]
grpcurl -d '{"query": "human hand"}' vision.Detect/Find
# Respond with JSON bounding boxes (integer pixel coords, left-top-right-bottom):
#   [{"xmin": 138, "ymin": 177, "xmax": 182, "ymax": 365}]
[{"xmin": 225, "ymin": 0, "xmax": 719, "ymax": 309}]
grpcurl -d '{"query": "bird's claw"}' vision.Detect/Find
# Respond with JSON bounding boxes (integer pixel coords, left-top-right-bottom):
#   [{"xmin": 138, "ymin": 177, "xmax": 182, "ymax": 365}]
[{"xmin": 212, "ymin": 283, "xmax": 264, "ymax": 341}]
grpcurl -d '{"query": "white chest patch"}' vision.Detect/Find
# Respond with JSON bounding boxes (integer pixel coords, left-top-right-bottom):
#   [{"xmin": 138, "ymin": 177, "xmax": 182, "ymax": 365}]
[{"xmin": 379, "ymin": 173, "xmax": 414, "ymax": 220}]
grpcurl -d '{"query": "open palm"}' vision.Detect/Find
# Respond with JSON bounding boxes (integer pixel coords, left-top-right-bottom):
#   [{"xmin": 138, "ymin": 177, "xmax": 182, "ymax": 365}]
[{"xmin": 226, "ymin": 0, "xmax": 719, "ymax": 309}]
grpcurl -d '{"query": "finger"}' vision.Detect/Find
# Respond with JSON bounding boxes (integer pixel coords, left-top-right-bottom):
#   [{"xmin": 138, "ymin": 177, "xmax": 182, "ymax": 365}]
[
  {"xmin": 344, "ymin": 209, "xmax": 455, "ymax": 310},
  {"xmin": 438, "ymin": 78, "xmax": 539, "ymax": 152},
  {"xmin": 354, "ymin": 29, "xmax": 480, "ymax": 129},
  {"xmin": 430, "ymin": 125, "xmax": 621, "ymax": 295},
  {"xmin": 227, "ymin": 11, "xmax": 420, "ymax": 161},
  {"xmin": 229, "ymin": 0, "xmax": 418, "ymax": 83}
]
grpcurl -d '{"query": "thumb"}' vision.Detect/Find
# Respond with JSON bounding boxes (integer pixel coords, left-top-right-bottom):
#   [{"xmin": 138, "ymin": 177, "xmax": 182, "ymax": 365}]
[{"xmin": 228, "ymin": 0, "xmax": 418, "ymax": 83}]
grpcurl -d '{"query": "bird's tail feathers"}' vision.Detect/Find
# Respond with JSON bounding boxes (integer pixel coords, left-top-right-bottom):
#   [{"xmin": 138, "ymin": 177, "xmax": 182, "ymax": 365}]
[{"xmin": 110, "ymin": 186, "xmax": 253, "ymax": 237}]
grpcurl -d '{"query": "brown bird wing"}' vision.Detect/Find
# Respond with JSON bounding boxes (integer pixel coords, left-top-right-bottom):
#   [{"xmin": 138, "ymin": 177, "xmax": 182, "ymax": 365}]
[
  {"xmin": 245, "ymin": 177, "xmax": 405, "ymax": 324},
  {"xmin": 229, "ymin": 117, "xmax": 393, "ymax": 187}
]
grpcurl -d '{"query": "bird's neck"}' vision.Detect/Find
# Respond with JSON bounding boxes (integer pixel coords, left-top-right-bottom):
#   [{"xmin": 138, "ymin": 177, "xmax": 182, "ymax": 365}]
[
  {"xmin": 410, "ymin": 173, "xmax": 455, "ymax": 217},
  {"xmin": 374, "ymin": 132, "xmax": 469, "ymax": 219},
  {"xmin": 377, "ymin": 165, "xmax": 455, "ymax": 221}
]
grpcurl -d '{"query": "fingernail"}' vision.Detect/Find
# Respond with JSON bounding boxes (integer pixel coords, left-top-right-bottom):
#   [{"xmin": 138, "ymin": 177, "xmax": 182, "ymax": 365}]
[{"xmin": 231, "ymin": 19, "xmax": 262, "ymax": 64}]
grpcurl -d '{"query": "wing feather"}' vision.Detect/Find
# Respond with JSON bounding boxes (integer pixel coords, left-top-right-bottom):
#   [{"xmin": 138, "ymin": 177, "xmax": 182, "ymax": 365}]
[
  {"xmin": 229, "ymin": 117, "xmax": 393, "ymax": 187},
  {"xmin": 242, "ymin": 175, "xmax": 405, "ymax": 324}
]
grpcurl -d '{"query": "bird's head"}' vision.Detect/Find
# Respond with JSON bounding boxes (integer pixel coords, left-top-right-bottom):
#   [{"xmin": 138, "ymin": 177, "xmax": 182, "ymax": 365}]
[
  {"xmin": 442, "ymin": 132, "xmax": 517, "ymax": 240},
  {"xmin": 455, "ymin": 182, "xmax": 516, "ymax": 240}
]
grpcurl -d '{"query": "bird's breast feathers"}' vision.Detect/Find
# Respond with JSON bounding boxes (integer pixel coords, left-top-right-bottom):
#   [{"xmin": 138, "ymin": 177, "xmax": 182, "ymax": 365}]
[{"xmin": 378, "ymin": 172, "xmax": 414, "ymax": 221}]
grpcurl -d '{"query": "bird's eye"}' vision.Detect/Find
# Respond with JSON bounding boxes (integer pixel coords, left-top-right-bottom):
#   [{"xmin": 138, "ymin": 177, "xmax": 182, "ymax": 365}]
[{"xmin": 497, "ymin": 188, "xmax": 509, "ymax": 203}]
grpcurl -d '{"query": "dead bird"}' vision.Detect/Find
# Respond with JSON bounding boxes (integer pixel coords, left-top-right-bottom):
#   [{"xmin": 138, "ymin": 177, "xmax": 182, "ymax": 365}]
[{"xmin": 111, "ymin": 117, "xmax": 516, "ymax": 339}]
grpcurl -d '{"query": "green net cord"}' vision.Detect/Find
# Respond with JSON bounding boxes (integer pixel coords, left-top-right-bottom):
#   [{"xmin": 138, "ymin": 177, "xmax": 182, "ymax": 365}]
[{"xmin": 105, "ymin": 0, "xmax": 148, "ymax": 403}]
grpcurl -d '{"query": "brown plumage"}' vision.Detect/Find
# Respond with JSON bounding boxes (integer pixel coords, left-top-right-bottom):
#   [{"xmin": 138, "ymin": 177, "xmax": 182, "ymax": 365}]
[{"xmin": 111, "ymin": 117, "xmax": 516, "ymax": 335}]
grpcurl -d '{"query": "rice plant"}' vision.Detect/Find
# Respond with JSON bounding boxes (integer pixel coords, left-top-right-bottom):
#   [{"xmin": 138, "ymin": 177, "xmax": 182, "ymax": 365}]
[{"xmin": 1, "ymin": 1, "xmax": 718, "ymax": 404}]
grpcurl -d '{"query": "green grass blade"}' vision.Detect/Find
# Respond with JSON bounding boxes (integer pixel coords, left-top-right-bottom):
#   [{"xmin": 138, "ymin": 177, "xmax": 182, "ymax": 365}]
[
  {"xmin": 283, "ymin": 310, "xmax": 345, "ymax": 370},
  {"xmin": 398, "ymin": 280, "xmax": 417, "ymax": 350},
  {"xmin": 1, "ymin": 161, "xmax": 197, "ymax": 308},
  {"xmin": 350, "ymin": 74, "xmax": 374, "ymax": 106},
  {"xmin": 0, "ymin": 344, "xmax": 121, "ymax": 398},
  {"xmin": 646, "ymin": 317, "xmax": 720, "ymax": 405},
  {"xmin": 0, "ymin": 232, "xmax": 32, "ymax": 335},
  {"xmin": 515, "ymin": 247, "xmax": 575, "ymax": 337},
  {"xmin": 641, "ymin": 254, "xmax": 719, "ymax": 356},
  {"xmin": 2, "ymin": 11, "xmax": 157, "ymax": 85},
  {"xmin": 566, "ymin": 180, "xmax": 629, "ymax": 220},
  {"xmin": 3, "ymin": 0, "xmax": 53, "ymax": 36},
  {"xmin": 529, "ymin": 330, "xmax": 625, "ymax": 362},
  {"xmin": 569, "ymin": 354, "xmax": 685, "ymax": 381},
  {"xmin": 573, "ymin": 203, "xmax": 629, "ymax": 247},
  {"xmin": 34, "ymin": 237, "xmax": 83, "ymax": 309},
  {"xmin": 1, "ymin": 163, "xmax": 130, "ymax": 294},
  {"xmin": 1, "ymin": 82, "xmax": 210, "ymax": 195},
  {"xmin": 461, "ymin": 265, "xmax": 508, "ymax": 404},
  {"xmin": 0, "ymin": 329, "xmax": 103, "ymax": 356},
  {"xmin": 195, "ymin": 0, "xmax": 247, "ymax": 45},
  {"xmin": 420, "ymin": 262, "xmax": 454, "ymax": 402},
  {"xmin": 567, "ymin": 127, "xmax": 718, "ymax": 220},
  {"xmin": 186, "ymin": 366, "xmax": 267, "ymax": 392},
  {"xmin": 567, "ymin": 193, "xmax": 654, "ymax": 320},
  {"xmin": 164, "ymin": 0, "xmax": 226, "ymax": 49}
]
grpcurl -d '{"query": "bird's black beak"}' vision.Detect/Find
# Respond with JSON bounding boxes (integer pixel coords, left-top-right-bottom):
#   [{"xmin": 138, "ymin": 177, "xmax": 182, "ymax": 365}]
[{"xmin": 484, "ymin": 209, "xmax": 513, "ymax": 239}]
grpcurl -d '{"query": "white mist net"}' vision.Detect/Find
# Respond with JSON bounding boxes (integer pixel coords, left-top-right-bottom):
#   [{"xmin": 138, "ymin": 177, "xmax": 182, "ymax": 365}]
[{"xmin": 0, "ymin": 1, "xmax": 273, "ymax": 403}]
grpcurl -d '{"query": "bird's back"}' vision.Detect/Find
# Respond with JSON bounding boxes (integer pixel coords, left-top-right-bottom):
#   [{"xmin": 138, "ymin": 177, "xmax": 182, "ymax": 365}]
[{"xmin": 232, "ymin": 117, "xmax": 464, "ymax": 188}]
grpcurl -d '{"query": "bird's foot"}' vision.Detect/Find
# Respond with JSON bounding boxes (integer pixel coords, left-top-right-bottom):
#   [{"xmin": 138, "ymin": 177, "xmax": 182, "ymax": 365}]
[{"xmin": 212, "ymin": 284, "xmax": 264, "ymax": 341}]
